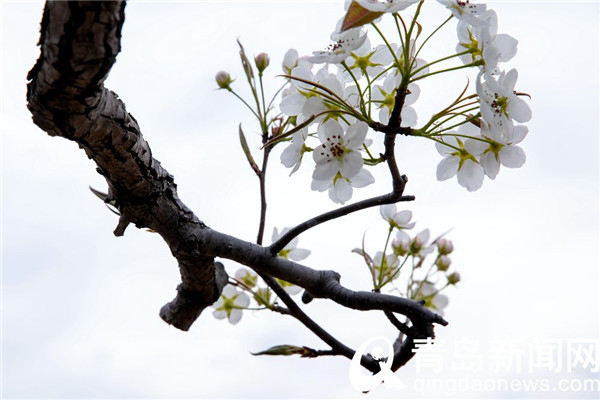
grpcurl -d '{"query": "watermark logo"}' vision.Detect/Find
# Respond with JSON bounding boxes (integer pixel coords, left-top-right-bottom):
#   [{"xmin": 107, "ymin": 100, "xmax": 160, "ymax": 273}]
[{"xmin": 349, "ymin": 336, "xmax": 405, "ymax": 392}]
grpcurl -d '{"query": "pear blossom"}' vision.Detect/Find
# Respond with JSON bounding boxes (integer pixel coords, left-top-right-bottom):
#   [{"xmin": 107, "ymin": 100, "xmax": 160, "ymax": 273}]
[
  {"xmin": 356, "ymin": 0, "xmax": 420, "ymax": 13},
  {"xmin": 339, "ymin": 37, "xmax": 394, "ymax": 82},
  {"xmin": 272, "ymin": 227, "xmax": 310, "ymax": 295},
  {"xmin": 282, "ymin": 48, "xmax": 312, "ymax": 75},
  {"xmin": 312, "ymin": 120, "xmax": 368, "ymax": 181},
  {"xmin": 435, "ymin": 129, "xmax": 485, "ymax": 192},
  {"xmin": 477, "ymin": 69, "xmax": 532, "ymax": 135},
  {"xmin": 309, "ymin": 28, "xmax": 368, "ymax": 64},
  {"xmin": 280, "ymin": 65, "xmax": 346, "ymax": 123},
  {"xmin": 372, "ymin": 74, "xmax": 419, "ymax": 126},
  {"xmin": 477, "ymin": 123, "xmax": 528, "ymax": 179},
  {"xmin": 212, "ymin": 284, "xmax": 250, "ymax": 325},
  {"xmin": 414, "ymin": 282, "xmax": 449, "ymax": 315},
  {"xmin": 234, "ymin": 268, "xmax": 258, "ymax": 288},
  {"xmin": 373, "ymin": 251, "xmax": 400, "ymax": 282},
  {"xmin": 280, "ymin": 127, "xmax": 309, "ymax": 175},
  {"xmin": 380, "ymin": 204, "xmax": 415, "ymax": 231},
  {"xmin": 437, "ymin": 0, "xmax": 488, "ymax": 27},
  {"xmin": 409, "ymin": 229, "xmax": 435, "ymax": 258},
  {"xmin": 456, "ymin": 11, "xmax": 517, "ymax": 73},
  {"xmin": 392, "ymin": 230, "xmax": 411, "ymax": 255},
  {"xmin": 272, "ymin": 227, "xmax": 311, "ymax": 261}
]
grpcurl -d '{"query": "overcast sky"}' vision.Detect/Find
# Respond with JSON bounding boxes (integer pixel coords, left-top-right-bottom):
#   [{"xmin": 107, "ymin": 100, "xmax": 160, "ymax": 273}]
[{"xmin": 2, "ymin": 1, "xmax": 599, "ymax": 399}]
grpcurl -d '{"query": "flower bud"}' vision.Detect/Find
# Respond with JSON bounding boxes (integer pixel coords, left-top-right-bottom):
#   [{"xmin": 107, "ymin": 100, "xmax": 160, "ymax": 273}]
[
  {"xmin": 255, "ymin": 52, "xmax": 270, "ymax": 73},
  {"xmin": 392, "ymin": 237, "xmax": 409, "ymax": 257},
  {"xmin": 215, "ymin": 70, "xmax": 233, "ymax": 89},
  {"xmin": 447, "ymin": 272, "xmax": 461, "ymax": 285},
  {"xmin": 409, "ymin": 236, "xmax": 424, "ymax": 255},
  {"xmin": 437, "ymin": 238, "xmax": 454, "ymax": 255},
  {"xmin": 436, "ymin": 255, "xmax": 451, "ymax": 271}
]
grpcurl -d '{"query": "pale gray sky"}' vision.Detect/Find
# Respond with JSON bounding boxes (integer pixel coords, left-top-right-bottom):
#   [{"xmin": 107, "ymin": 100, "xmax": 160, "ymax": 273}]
[{"xmin": 2, "ymin": 1, "xmax": 599, "ymax": 398}]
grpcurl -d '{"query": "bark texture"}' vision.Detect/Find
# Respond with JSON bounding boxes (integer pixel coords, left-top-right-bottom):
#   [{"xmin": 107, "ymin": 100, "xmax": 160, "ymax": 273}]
[{"xmin": 26, "ymin": 1, "xmax": 226, "ymax": 331}]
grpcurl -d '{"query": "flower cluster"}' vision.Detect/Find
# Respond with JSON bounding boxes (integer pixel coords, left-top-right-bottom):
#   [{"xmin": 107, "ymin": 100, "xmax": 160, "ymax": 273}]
[
  {"xmin": 355, "ymin": 204, "xmax": 460, "ymax": 315},
  {"xmin": 432, "ymin": 1, "xmax": 531, "ymax": 191},
  {"xmin": 217, "ymin": 1, "xmax": 530, "ymax": 201}
]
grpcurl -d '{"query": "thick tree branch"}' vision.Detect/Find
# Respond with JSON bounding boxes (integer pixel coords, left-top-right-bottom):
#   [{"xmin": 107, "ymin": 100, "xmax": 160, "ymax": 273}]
[{"xmin": 26, "ymin": 1, "xmax": 226, "ymax": 331}]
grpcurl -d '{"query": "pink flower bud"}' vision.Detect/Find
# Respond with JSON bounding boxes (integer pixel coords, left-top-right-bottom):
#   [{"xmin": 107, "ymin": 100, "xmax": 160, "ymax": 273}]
[
  {"xmin": 255, "ymin": 52, "xmax": 270, "ymax": 73},
  {"xmin": 215, "ymin": 70, "xmax": 233, "ymax": 89}
]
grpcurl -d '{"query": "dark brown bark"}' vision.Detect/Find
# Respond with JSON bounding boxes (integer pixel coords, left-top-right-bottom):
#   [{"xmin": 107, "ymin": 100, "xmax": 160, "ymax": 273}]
[
  {"xmin": 26, "ymin": 0, "xmax": 447, "ymax": 373},
  {"xmin": 26, "ymin": 1, "xmax": 226, "ymax": 331}
]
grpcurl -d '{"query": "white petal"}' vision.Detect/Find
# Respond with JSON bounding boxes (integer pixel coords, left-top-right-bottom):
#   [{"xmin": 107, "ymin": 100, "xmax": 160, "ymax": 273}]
[
  {"xmin": 481, "ymin": 152, "xmax": 500, "ymax": 179},
  {"xmin": 228, "ymin": 309, "xmax": 243, "ymax": 325},
  {"xmin": 508, "ymin": 96, "xmax": 532, "ymax": 123},
  {"xmin": 311, "ymin": 178, "xmax": 331, "ymax": 192},
  {"xmin": 436, "ymin": 157, "xmax": 459, "ymax": 181},
  {"xmin": 318, "ymin": 120, "xmax": 343, "ymax": 143},
  {"xmin": 288, "ymin": 248, "xmax": 311, "ymax": 261},
  {"xmin": 511, "ymin": 125, "xmax": 528, "ymax": 144},
  {"xmin": 380, "ymin": 204, "xmax": 397, "ymax": 220},
  {"xmin": 401, "ymin": 106, "xmax": 417, "ymax": 127},
  {"xmin": 494, "ymin": 34, "xmax": 518, "ymax": 62},
  {"xmin": 457, "ymin": 160, "xmax": 484, "ymax": 191},
  {"xmin": 312, "ymin": 161, "xmax": 338, "ymax": 181},
  {"xmin": 280, "ymin": 92, "xmax": 305, "ymax": 116},
  {"xmin": 235, "ymin": 292, "xmax": 250, "ymax": 308},
  {"xmin": 222, "ymin": 284, "xmax": 237, "ymax": 298},
  {"xmin": 330, "ymin": 179, "xmax": 352, "ymax": 204},
  {"xmin": 393, "ymin": 210, "xmax": 413, "ymax": 227},
  {"xmin": 213, "ymin": 309, "xmax": 227, "ymax": 320},
  {"xmin": 281, "ymin": 144, "xmax": 301, "ymax": 168},
  {"xmin": 344, "ymin": 121, "xmax": 368, "ymax": 149},
  {"xmin": 500, "ymin": 145, "xmax": 526, "ymax": 168},
  {"xmin": 350, "ymin": 169, "xmax": 375, "ymax": 188},
  {"xmin": 340, "ymin": 151, "xmax": 363, "ymax": 178}
]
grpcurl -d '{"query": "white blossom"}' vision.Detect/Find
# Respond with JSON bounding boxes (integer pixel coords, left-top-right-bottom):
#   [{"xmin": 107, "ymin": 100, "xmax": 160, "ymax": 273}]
[
  {"xmin": 272, "ymin": 227, "xmax": 311, "ymax": 261},
  {"xmin": 280, "ymin": 127, "xmax": 308, "ymax": 175},
  {"xmin": 380, "ymin": 205, "xmax": 415, "ymax": 230},
  {"xmin": 477, "ymin": 69, "xmax": 531, "ymax": 136},
  {"xmin": 212, "ymin": 285, "xmax": 250, "ymax": 325},
  {"xmin": 308, "ymin": 28, "xmax": 368, "ymax": 64},
  {"xmin": 356, "ymin": 0, "xmax": 420, "ymax": 13},
  {"xmin": 435, "ymin": 126, "xmax": 485, "ymax": 191},
  {"xmin": 437, "ymin": 0, "xmax": 488, "ymax": 27}
]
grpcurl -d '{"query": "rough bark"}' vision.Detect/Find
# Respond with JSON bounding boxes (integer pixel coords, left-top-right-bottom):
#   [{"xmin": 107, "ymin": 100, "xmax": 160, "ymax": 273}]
[{"xmin": 26, "ymin": 0, "xmax": 226, "ymax": 331}]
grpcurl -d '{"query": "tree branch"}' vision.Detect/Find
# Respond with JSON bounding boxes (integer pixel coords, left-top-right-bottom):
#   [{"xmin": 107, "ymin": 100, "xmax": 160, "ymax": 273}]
[{"xmin": 26, "ymin": 0, "xmax": 227, "ymax": 331}]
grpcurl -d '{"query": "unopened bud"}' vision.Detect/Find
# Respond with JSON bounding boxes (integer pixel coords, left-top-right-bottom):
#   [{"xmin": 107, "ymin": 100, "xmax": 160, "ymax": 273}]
[
  {"xmin": 447, "ymin": 272, "xmax": 461, "ymax": 285},
  {"xmin": 437, "ymin": 238, "xmax": 454, "ymax": 255},
  {"xmin": 255, "ymin": 52, "xmax": 270, "ymax": 73},
  {"xmin": 392, "ymin": 237, "xmax": 409, "ymax": 257},
  {"xmin": 436, "ymin": 255, "xmax": 451, "ymax": 271},
  {"xmin": 215, "ymin": 70, "xmax": 233, "ymax": 89},
  {"xmin": 409, "ymin": 236, "xmax": 424, "ymax": 255}
]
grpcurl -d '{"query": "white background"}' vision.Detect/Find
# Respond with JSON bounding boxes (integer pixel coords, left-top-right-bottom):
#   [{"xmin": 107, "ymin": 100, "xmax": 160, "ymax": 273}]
[{"xmin": 2, "ymin": 0, "xmax": 599, "ymax": 398}]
